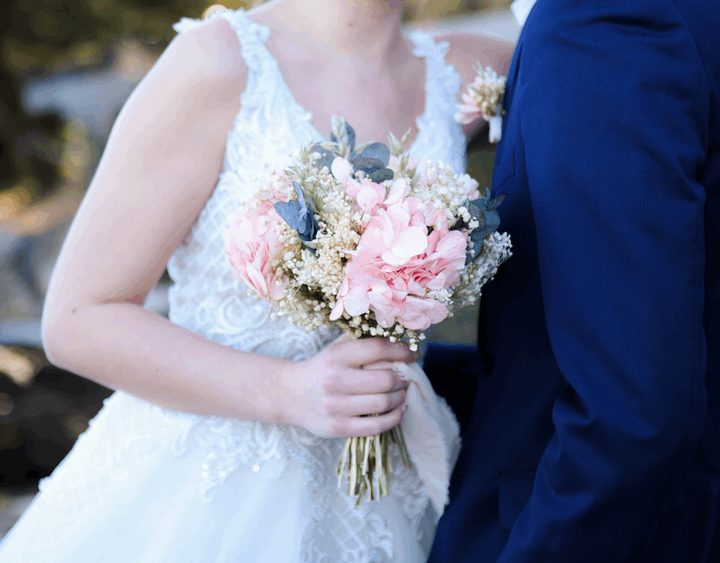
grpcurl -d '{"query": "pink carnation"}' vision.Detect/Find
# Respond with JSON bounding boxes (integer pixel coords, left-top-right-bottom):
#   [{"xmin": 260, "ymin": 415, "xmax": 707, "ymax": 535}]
[{"xmin": 224, "ymin": 196, "xmax": 287, "ymax": 301}]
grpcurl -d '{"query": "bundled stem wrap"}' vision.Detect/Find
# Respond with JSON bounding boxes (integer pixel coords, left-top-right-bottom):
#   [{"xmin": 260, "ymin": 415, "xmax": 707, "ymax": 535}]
[{"xmin": 336, "ymin": 361, "xmax": 461, "ymax": 518}]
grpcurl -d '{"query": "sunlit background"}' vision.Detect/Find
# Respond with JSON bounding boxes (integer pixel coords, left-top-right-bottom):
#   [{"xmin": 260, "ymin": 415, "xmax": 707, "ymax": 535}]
[{"xmin": 0, "ymin": 0, "xmax": 516, "ymax": 535}]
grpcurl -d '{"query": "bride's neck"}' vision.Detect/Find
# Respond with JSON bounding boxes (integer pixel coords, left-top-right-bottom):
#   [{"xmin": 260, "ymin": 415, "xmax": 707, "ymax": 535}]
[{"xmin": 259, "ymin": 0, "xmax": 405, "ymax": 59}]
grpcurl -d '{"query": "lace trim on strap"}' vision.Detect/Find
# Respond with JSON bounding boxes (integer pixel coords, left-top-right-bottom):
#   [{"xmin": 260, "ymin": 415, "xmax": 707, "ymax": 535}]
[
  {"xmin": 218, "ymin": 9, "xmax": 271, "ymax": 64},
  {"xmin": 220, "ymin": 9, "xmax": 319, "ymax": 177},
  {"xmin": 172, "ymin": 17, "xmax": 206, "ymax": 34},
  {"xmin": 408, "ymin": 30, "xmax": 466, "ymax": 174}
]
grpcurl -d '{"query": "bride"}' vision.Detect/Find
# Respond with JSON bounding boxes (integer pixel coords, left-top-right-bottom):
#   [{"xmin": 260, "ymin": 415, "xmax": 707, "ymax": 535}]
[{"xmin": 0, "ymin": 1, "xmax": 513, "ymax": 561}]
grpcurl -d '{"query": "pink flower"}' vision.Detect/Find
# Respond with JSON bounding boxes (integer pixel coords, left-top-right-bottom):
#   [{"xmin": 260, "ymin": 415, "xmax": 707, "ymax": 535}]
[
  {"xmin": 397, "ymin": 296, "xmax": 449, "ymax": 330},
  {"xmin": 455, "ymin": 68, "xmax": 506, "ymax": 142},
  {"xmin": 364, "ymin": 202, "xmax": 428, "ymax": 266},
  {"xmin": 420, "ymin": 229, "xmax": 467, "ymax": 289},
  {"xmin": 329, "ymin": 189, "xmax": 469, "ymax": 330},
  {"xmin": 417, "ymin": 201, "xmax": 447, "ymax": 230},
  {"xmin": 333, "ymin": 157, "xmax": 387, "ymax": 215},
  {"xmin": 330, "ymin": 277, "xmax": 372, "ymax": 320},
  {"xmin": 455, "ymin": 105, "xmax": 483, "ymax": 126},
  {"xmin": 224, "ymin": 198, "xmax": 287, "ymax": 301},
  {"xmin": 355, "ymin": 178, "xmax": 386, "ymax": 215},
  {"xmin": 368, "ymin": 286, "xmax": 407, "ymax": 328},
  {"xmin": 454, "ymin": 75, "xmax": 489, "ymax": 125},
  {"xmin": 384, "ymin": 177, "xmax": 411, "ymax": 206}
]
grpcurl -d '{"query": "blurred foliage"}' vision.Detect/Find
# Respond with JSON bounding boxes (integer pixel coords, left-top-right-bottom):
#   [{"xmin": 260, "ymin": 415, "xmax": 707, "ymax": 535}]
[
  {"xmin": 0, "ymin": 0, "xmax": 510, "ymax": 211},
  {"xmin": 0, "ymin": 0, "xmax": 253, "ymax": 207},
  {"xmin": 1, "ymin": 0, "xmax": 244, "ymax": 72}
]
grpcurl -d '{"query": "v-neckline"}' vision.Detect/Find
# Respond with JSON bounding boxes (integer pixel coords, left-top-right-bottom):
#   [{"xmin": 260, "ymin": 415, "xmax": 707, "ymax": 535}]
[
  {"xmin": 247, "ymin": 14, "xmax": 432, "ymax": 152},
  {"xmin": 299, "ymin": 50, "xmax": 429, "ymax": 151}
]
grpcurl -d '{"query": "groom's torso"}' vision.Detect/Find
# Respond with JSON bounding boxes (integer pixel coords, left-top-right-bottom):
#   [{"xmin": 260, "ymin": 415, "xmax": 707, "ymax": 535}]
[{"xmin": 430, "ymin": 0, "xmax": 720, "ymax": 561}]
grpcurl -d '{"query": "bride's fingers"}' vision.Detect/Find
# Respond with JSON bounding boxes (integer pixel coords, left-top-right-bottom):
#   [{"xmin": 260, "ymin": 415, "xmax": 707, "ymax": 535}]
[
  {"xmin": 328, "ymin": 337, "xmax": 414, "ymax": 368},
  {"xmin": 336, "ymin": 403, "xmax": 406, "ymax": 438},
  {"xmin": 324, "ymin": 387, "xmax": 408, "ymax": 418},
  {"xmin": 327, "ymin": 367, "xmax": 408, "ymax": 395}
]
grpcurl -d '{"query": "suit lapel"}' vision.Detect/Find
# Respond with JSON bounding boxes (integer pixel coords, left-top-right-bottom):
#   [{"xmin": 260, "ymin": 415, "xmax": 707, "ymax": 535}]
[{"xmin": 491, "ymin": 35, "xmax": 523, "ymax": 197}]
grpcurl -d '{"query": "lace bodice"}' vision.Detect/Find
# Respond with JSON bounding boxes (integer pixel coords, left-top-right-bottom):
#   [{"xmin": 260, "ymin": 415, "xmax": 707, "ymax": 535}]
[{"xmin": 13, "ymin": 9, "xmax": 467, "ymax": 563}]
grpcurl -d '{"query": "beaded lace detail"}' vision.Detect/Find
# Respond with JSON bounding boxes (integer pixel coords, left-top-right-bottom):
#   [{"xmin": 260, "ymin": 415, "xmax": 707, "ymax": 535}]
[
  {"xmin": 408, "ymin": 30, "xmax": 466, "ymax": 174},
  {"xmin": 14, "ymin": 9, "xmax": 466, "ymax": 563}
]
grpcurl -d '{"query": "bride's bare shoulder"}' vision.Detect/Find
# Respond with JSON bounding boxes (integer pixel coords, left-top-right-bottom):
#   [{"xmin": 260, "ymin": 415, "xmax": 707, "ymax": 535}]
[{"xmin": 434, "ymin": 32, "xmax": 515, "ymax": 89}]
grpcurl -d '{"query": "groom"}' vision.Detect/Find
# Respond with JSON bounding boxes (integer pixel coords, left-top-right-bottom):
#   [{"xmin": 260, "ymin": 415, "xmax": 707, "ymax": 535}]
[{"xmin": 427, "ymin": 0, "xmax": 720, "ymax": 561}]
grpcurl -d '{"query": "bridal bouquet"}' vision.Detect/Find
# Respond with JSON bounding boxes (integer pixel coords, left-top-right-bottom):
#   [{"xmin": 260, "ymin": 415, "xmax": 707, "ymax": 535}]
[{"xmin": 224, "ymin": 116, "xmax": 511, "ymax": 506}]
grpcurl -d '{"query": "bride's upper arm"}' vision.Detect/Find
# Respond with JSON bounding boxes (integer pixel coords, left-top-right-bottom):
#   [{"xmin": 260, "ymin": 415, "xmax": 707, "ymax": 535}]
[{"xmin": 43, "ymin": 18, "xmax": 246, "ymax": 330}]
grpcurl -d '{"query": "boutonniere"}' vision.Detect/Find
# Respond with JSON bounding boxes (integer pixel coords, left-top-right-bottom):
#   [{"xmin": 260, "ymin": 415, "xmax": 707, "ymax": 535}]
[{"xmin": 455, "ymin": 64, "xmax": 507, "ymax": 143}]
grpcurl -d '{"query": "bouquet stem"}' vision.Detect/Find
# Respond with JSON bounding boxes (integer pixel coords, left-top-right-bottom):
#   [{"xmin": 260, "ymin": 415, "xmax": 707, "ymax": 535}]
[{"xmin": 336, "ymin": 426, "xmax": 412, "ymax": 508}]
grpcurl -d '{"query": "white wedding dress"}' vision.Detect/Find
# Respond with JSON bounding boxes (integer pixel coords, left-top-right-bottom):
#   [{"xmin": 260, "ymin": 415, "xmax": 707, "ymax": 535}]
[{"xmin": 0, "ymin": 9, "xmax": 467, "ymax": 563}]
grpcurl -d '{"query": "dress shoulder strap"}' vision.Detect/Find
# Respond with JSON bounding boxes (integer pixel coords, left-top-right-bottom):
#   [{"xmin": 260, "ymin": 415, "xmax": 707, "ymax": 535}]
[
  {"xmin": 408, "ymin": 30, "xmax": 462, "ymax": 127},
  {"xmin": 407, "ymin": 30, "xmax": 466, "ymax": 173},
  {"xmin": 408, "ymin": 28, "xmax": 447, "ymax": 59},
  {"xmin": 173, "ymin": 9, "xmax": 279, "ymax": 109},
  {"xmin": 172, "ymin": 9, "xmax": 317, "ymax": 187}
]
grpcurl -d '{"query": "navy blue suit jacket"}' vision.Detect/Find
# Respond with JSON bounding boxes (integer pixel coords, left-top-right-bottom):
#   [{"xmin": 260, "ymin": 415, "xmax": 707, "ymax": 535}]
[{"xmin": 428, "ymin": 0, "xmax": 720, "ymax": 561}]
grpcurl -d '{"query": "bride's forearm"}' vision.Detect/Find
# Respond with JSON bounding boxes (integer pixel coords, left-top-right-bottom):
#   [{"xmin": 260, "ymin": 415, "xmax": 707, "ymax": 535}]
[
  {"xmin": 42, "ymin": 301, "xmax": 411, "ymax": 437},
  {"xmin": 42, "ymin": 301, "xmax": 290, "ymax": 422}
]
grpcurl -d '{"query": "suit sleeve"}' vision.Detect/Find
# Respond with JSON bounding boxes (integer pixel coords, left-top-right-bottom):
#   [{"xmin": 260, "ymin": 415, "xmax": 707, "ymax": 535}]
[{"xmin": 498, "ymin": 2, "xmax": 709, "ymax": 561}]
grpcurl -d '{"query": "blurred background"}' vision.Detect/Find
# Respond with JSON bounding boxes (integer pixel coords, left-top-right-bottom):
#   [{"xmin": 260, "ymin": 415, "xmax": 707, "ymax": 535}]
[{"xmin": 0, "ymin": 0, "xmax": 517, "ymax": 537}]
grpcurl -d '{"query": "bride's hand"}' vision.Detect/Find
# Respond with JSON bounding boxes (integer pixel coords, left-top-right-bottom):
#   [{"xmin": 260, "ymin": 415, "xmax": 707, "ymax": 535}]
[{"xmin": 278, "ymin": 336, "xmax": 414, "ymax": 438}]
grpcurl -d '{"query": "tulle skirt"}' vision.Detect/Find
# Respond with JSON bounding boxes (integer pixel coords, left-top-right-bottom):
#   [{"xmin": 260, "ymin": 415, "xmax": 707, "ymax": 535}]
[{"xmin": 0, "ymin": 391, "xmax": 435, "ymax": 563}]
